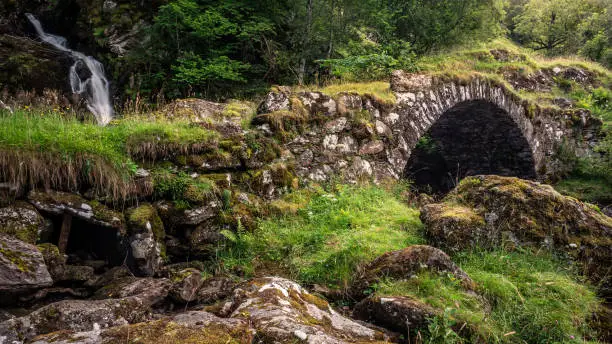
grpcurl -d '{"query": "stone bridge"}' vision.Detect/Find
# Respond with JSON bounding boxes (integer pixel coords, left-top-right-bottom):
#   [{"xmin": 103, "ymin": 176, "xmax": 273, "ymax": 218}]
[{"xmin": 255, "ymin": 71, "xmax": 600, "ymax": 192}]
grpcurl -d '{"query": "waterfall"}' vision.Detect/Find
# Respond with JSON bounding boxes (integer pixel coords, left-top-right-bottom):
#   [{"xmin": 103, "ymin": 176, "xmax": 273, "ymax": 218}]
[{"xmin": 25, "ymin": 14, "xmax": 114, "ymax": 126}]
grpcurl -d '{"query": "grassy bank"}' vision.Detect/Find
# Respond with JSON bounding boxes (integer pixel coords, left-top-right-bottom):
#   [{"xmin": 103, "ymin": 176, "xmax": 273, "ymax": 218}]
[{"xmin": 0, "ymin": 110, "xmax": 218, "ymax": 199}]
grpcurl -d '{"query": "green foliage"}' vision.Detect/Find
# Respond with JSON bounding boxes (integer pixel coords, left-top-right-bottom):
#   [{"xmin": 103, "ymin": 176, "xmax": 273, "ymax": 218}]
[
  {"xmin": 388, "ymin": 0, "xmax": 506, "ymax": 53},
  {"xmin": 458, "ymin": 250, "xmax": 599, "ymax": 343},
  {"xmin": 317, "ymin": 52, "xmax": 414, "ymax": 82},
  {"xmin": 512, "ymin": 0, "xmax": 611, "ymax": 61},
  {"xmin": 217, "ymin": 184, "xmax": 424, "ymax": 288},
  {"xmin": 374, "ymin": 249, "xmax": 600, "ymax": 343}
]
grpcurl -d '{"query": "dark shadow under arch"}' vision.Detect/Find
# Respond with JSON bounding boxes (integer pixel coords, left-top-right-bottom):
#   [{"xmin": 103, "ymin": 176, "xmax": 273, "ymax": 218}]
[{"xmin": 404, "ymin": 100, "xmax": 536, "ymax": 194}]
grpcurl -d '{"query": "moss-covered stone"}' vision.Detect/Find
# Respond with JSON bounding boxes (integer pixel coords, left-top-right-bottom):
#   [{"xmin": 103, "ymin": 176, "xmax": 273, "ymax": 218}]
[
  {"xmin": 422, "ymin": 175, "xmax": 612, "ymax": 295},
  {"xmin": 0, "ymin": 201, "xmax": 46, "ymax": 244}
]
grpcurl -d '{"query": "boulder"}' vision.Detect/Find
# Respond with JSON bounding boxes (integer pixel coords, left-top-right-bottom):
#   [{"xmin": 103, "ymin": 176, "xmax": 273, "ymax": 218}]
[
  {"xmin": 0, "ymin": 234, "xmax": 52, "ymax": 292},
  {"xmin": 126, "ymin": 204, "xmax": 166, "ymax": 276},
  {"xmin": 0, "ymin": 201, "xmax": 49, "ymax": 244},
  {"xmin": 28, "ymin": 190, "xmax": 124, "ymax": 230},
  {"xmin": 196, "ymin": 276, "xmax": 237, "ymax": 304},
  {"xmin": 421, "ymin": 175, "xmax": 612, "ymax": 293},
  {"xmin": 0, "ymin": 277, "xmax": 169, "ymax": 343},
  {"xmin": 258, "ymin": 90, "xmax": 290, "ymax": 114},
  {"xmin": 353, "ymin": 296, "xmax": 437, "ymax": 334},
  {"xmin": 351, "ymin": 245, "xmax": 474, "ymax": 297},
  {"xmin": 169, "ymin": 268, "xmax": 204, "ymax": 303},
  {"xmin": 359, "ymin": 140, "xmax": 385, "ymax": 155},
  {"xmin": 298, "ymin": 92, "xmax": 337, "ymax": 116},
  {"xmin": 84, "ymin": 266, "xmax": 132, "ymax": 289},
  {"xmin": 337, "ymin": 93, "xmax": 363, "ymax": 115},
  {"xmin": 92, "ymin": 277, "xmax": 171, "ymax": 300},
  {"xmin": 30, "ymin": 311, "xmax": 253, "ymax": 344},
  {"xmin": 218, "ymin": 277, "xmax": 389, "ymax": 343},
  {"xmin": 38, "ymin": 243, "xmax": 94, "ymax": 283}
]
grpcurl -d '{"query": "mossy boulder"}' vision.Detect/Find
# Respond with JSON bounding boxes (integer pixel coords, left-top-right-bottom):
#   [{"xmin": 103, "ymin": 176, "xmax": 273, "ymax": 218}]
[
  {"xmin": 351, "ymin": 245, "xmax": 475, "ymax": 298},
  {"xmin": 0, "ymin": 233, "xmax": 52, "ymax": 292},
  {"xmin": 421, "ymin": 175, "xmax": 612, "ymax": 294},
  {"xmin": 168, "ymin": 268, "xmax": 204, "ymax": 303},
  {"xmin": 37, "ymin": 243, "xmax": 94, "ymax": 283},
  {"xmin": 217, "ymin": 277, "xmax": 388, "ymax": 343},
  {"xmin": 0, "ymin": 201, "xmax": 49, "ymax": 244},
  {"xmin": 353, "ymin": 296, "xmax": 437, "ymax": 335},
  {"xmin": 92, "ymin": 277, "xmax": 171, "ymax": 301}
]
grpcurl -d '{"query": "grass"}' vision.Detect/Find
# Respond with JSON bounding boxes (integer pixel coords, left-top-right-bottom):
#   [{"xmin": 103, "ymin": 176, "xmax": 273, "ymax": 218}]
[
  {"xmin": 555, "ymin": 177, "xmax": 612, "ymax": 205},
  {"xmin": 0, "ymin": 110, "xmax": 218, "ymax": 199},
  {"xmin": 217, "ymin": 183, "xmax": 424, "ymax": 289},
  {"xmin": 316, "ymin": 81, "xmax": 397, "ymax": 104},
  {"xmin": 374, "ymin": 249, "xmax": 601, "ymax": 343}
]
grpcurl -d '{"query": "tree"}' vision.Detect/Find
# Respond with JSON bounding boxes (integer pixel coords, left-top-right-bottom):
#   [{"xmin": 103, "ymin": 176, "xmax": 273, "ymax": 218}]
[
  {"xmin": 513, "ymin": 0, "xmax": 593, "ymax": 54},
  {"xmin": 386, "ymin": 0, "xmax": 506, "ymax": 53}
]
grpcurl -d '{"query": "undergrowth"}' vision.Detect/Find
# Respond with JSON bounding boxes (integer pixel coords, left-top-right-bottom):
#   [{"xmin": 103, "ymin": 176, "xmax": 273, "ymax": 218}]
[
  {"xmin": 217, "ymin": 183, "xmax": 424, "ymax": 289},
  {"xmin": 375, "ymin": 249, "xmax": 600, "ymax": 343}
]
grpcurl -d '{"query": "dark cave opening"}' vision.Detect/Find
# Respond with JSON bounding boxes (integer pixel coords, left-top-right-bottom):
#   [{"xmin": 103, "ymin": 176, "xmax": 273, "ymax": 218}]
[
  {"xmin": 50, "ymin": 216, "xmax": 126, "ymax": 271},
  {"xmin": 404, "ymin": 100, "xmax": 536, "ymax": 194}
]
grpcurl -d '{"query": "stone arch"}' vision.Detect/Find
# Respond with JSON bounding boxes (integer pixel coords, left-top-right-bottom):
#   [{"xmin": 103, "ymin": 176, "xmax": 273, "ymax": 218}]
[
  {"xmin": 387, "ymin": 73, "xmax": 566, "ymax": 184},
  {"xmin": 403, "ymin": 100, "xmax": 537, "ymax": 193}
]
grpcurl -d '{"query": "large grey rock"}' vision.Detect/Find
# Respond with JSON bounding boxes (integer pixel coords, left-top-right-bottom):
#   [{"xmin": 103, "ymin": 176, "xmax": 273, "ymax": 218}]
[
  {"xmin": 0, "ymin": 278, "xmax": 171, "ymax": 343},
  {"xmin": 182, "ymin": 200, "xmax": 221, "ymax": 226},
  {"xmin": 219, "ymin": 277, "xmax": 388, "ymax": 344},
  {"xmin": 299, "ymin": 92, "xmax": 337, "ymax": 116},
  {"xmin": 258, "ymin": 91, "xmax": 290, "ymax": 114},
  {"xmin": 0, "ymin": 234, "xmax": 52, "ymax": 292},
  {"xmin": 168, "ymin": 268, "xmax": 203, "ymax": 303}
]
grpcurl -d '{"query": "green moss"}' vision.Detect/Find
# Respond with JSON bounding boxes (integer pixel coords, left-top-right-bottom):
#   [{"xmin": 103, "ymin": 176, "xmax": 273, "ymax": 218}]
[
  {"xmin": 126, "ymin": 204, "xmax": 166, "ymax": 258},
  {"xmin": 0, "ymin": 241, "xmax": 34, "ymax": 273}
]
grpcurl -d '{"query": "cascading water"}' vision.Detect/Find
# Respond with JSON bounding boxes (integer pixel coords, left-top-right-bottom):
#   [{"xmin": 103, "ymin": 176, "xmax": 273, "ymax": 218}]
[{"xmin": 25, "ymin": 14, "xmax": 113, "ymax": 125}]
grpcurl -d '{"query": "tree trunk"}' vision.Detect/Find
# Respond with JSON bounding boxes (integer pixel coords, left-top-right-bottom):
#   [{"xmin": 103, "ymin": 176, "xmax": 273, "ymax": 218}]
[{"xmin": 298, "ymin": 0, "xmax": 314, "ymax": 85}]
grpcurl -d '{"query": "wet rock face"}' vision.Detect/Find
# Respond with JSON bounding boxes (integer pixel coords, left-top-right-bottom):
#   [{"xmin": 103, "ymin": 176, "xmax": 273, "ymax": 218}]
[
  {"xmin": 353, "ymin": 296, "xmax": 437, "ymax": 334},
  {"xmin": 0, "ymin": 233, "xmax": 52, "ymax": 292},
  {"xmin": 351, "ymin": 245, "xmax": 474, "ymax": 298},
  {"xmin": 0, "ymin": 201, "xmax": 49, "ymax": 244},
  {"xmin": 421, "ymin": 175, "xmax": 612, "ymax": 294},
  {"xmin": 219, "ymin": 277, "xmax": 388, "ymax": 344}
]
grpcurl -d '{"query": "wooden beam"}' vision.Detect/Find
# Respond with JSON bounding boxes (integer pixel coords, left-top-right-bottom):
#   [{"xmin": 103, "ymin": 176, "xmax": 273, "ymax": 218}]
[{"xmin": 58, "ymin": 213, "xmax": 72, "ymax": 254}]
